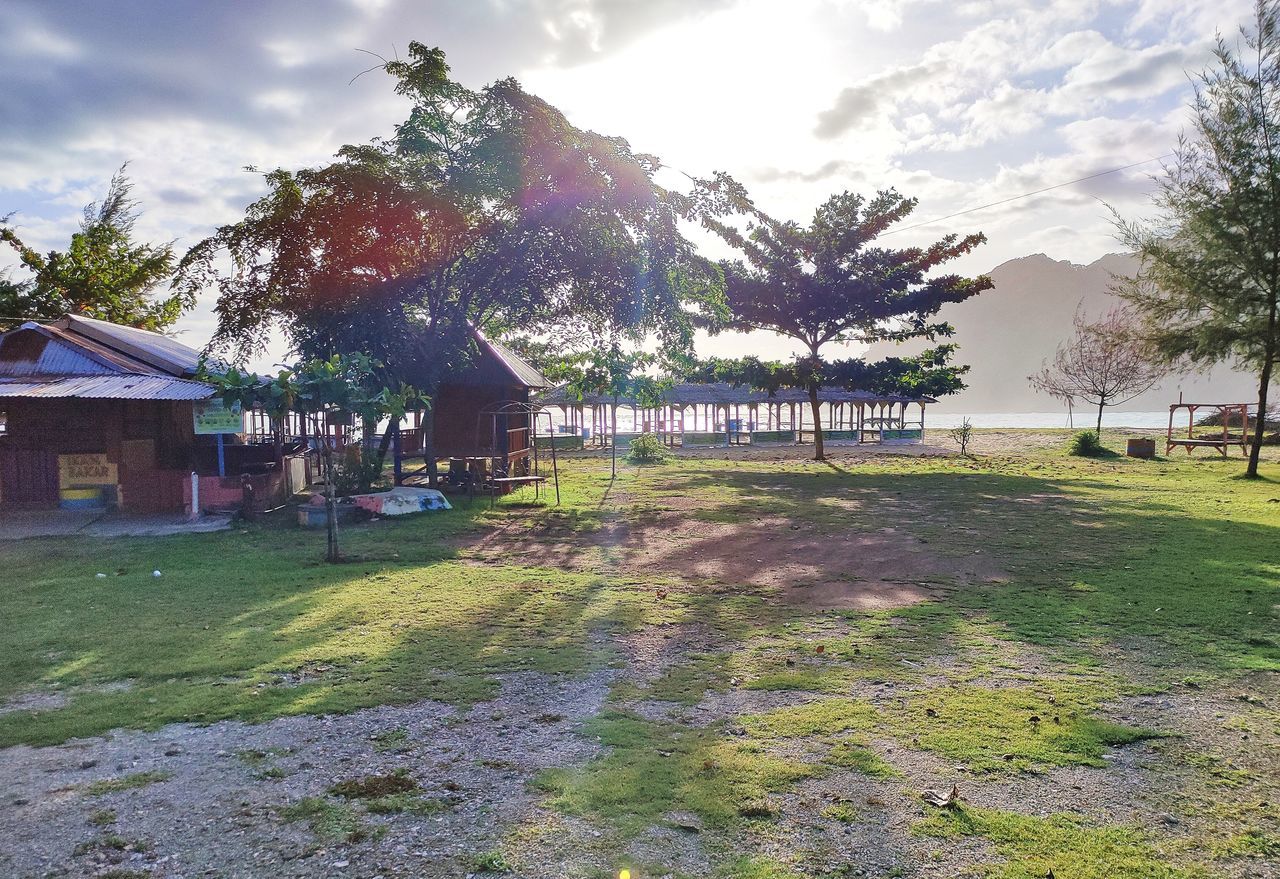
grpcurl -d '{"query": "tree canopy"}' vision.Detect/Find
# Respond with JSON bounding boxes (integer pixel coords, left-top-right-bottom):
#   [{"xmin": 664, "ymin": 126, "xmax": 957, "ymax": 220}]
[
  {"xmin": 179, "ymin": 43, "xmax": 725, "ymax": 393},
  {"xmin": 697, "ymin": 187, "xmax": 992, "ymax": 458},
  {"xmin": 1114, "ymin": 0, "xmax": 1280, "ymax": 476},
  {"xmin": 1, "ymin": 169, "xmax": 184, "ymax": 330}
]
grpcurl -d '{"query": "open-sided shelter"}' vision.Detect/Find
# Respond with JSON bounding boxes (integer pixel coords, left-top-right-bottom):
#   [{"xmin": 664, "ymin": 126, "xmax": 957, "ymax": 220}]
[{"xmin": 537, "ymin": 382, "xmax": 934, "ymax": 447}]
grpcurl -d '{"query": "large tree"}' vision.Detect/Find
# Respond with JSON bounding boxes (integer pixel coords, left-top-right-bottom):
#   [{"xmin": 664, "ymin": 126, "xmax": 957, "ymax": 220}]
[
  {"xmin": 700, "ymin": 188, "xmax": 992, "ymax": 459},
  {"xmin": 1029, "ymin": 307, "xmax": 1166, "ymax": 435},
  {"xmin": 179, "ymin": 43, "xmax": 723, "ymax": 399},
  {"xmin": 1, "ymin": 169, "xmax": 185, "ymax": 330},
  {"xmin": 1114, "ymin": 0, "xmax": 1280, "ymax": 477}
]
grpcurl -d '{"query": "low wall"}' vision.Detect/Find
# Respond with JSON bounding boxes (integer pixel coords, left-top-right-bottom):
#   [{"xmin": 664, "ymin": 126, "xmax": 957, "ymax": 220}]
[
  {"xmin": 682, "ymin": 431, "xmax": 727, "ymax": 446},
  {"xmin": 751, "ymin": 430, "xmax": 797, "ymax": 444},
  {"xmin": 534, "ymin": 435, "xmax": 584, "ymax": 451}
]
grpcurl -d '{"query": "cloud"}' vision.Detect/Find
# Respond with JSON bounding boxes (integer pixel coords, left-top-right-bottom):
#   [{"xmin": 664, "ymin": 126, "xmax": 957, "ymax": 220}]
[
  {"xmin": 749, "ymin": 160, "xmax": 866, "ymax": 184},
  {"xmin": 536, "ymin": 0, "xmax": 739, "ymax": 65},
  {"xmin": 814, "ymin": 62, "xmax": 942, "ymax": 138}
]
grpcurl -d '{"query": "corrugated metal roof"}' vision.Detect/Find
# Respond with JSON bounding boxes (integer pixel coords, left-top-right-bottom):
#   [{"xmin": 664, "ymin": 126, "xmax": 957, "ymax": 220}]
[
  {"xmin": 0, "ymin": 375, "xmax": 214, "ymax": 400},
  {"xmin": 538, "ymin": 382, "xmax": 936, "ymax": 407},
  {"xmin": 58, "ymin": 315, "xmax": 205, "ymax": 376},
  {"xmin": 0, "ymin": 333, "xmax": 118, "ymax": 377}
]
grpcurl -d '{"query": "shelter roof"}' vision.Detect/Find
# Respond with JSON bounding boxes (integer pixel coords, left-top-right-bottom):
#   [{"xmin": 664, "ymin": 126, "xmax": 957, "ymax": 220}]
[
  {"xmin": 537, "ymin": 382, "xmax": 935, "ymax": 407},
  {"xmin": 0, "ymin": 317, "xmax": 215, "ymax": 401},
  {"xmin": 0, "ymin": 374, "xmax": 214, "ymax": 400}
]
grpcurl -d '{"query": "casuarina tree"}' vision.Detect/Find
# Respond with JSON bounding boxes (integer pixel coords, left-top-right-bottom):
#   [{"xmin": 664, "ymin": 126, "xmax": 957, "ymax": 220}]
[
  {"xmin": 699, "ymin": 187, "xmax": 992, "ymax": 459},
  {"xmin": 1114, "ymin": 0, "xmax": 1280, "ymax": 477},
  {"xmin": 1, "ymin": 168, "xmax": 185, "ymax": 330}
]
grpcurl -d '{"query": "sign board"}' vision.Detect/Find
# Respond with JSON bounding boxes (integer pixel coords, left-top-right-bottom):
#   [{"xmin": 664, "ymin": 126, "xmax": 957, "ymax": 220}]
[
  {"xmin": 58, "ymin": 453, "xmax": 117, "ymax": 489},
  {"xmin": 193, "ymin": 398, "xmax": 244, "ymax": 435}
]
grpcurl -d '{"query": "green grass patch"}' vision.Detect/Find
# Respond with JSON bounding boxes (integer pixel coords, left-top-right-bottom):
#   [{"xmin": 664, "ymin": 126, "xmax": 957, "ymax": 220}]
[
  {"xmin": 370, "ymin": 727, "xmax": 410, "ymax": 752},
  {"xmin": 741, "ymin": 697, "xmax": 878, "ymax": 739},
  {"xmin": 83, "ymin": 770, "xmax": 172, "ymax": 796},
  {"xmin": 329, "ymin": 770, "xmax": 417, "ymax": 799},
  {"xmin": 885, "ymin": 683, "xmax": 1157, "ymax": 772},
  {"xmin": 278, "ymin": 796, "xmax": 371, "ymax": 842},
  {"xmin": 915, "ymin": 803, "xmax": 1199, "ymax": 878},
  {"xmin": 365, "ymin": 792, "xmax": 451, "ymax": 815},
  {"xmin": 714, "ymin": 855, "xmax": 806, "ymax": 879},
  {"xmin": 533, "ymin": 709, "xmax": 816, "ymax": 835}
]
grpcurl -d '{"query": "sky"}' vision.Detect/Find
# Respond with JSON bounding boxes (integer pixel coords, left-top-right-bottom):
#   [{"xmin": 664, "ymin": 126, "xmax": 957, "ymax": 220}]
[{"xmin": 0, "ymin": 0, "xmax": 1260, "ymax": 366}]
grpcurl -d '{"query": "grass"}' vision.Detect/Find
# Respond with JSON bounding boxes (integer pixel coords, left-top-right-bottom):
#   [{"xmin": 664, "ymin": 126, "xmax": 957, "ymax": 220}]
[
  {"xmin": 532, "ymin": 709, "xmax": 816, "ymax": 835},
  {"xmin": 3, "ymin": 444, "xmax": 1278, "ymax": 876},
  {"xmin": 915, "ymin": 803, "xmax": 1202, "ymax": 878},
  {"xmin": 83, "ymin": 770, "xmax": 172, "ymax": 796},
  {"xmin": 277, "ymin": 796, "xmax": 371, "ymax": 842},
  {"xmin": 884, "ymin": 682, "xmax": 1159, "ymax": 772}
]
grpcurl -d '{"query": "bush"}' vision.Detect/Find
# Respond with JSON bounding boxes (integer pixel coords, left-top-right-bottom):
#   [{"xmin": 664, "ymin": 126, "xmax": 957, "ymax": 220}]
[
  {"xmin": 626, "ymin": 432, "xmax": 670, "ymax": 464},
  {"xmin": 1068, "ymin": 430, "xmax": 1106, "ymax": 457},
  {"xmin": 330, "ymin": 444, "xmax": 385, "ymax": 495}
]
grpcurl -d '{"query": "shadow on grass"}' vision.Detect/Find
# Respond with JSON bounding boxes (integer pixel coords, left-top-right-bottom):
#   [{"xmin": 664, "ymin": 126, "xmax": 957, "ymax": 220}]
[
  {"xmin": 662, "ymin": 461, "xmax": 1280, "ymax": 676},
  {"xmin": 1, "ymin": 455, "xmax": 1275, "ymax": 747}
]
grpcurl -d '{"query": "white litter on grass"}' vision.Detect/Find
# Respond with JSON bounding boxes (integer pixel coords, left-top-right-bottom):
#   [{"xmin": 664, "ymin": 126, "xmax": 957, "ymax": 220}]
[
  {"xmin": 95, "ymin": 573, "xmax": 106, "ymax": 578},
  {"xmin": 152, "ymin": 570, "xmax": 163, "ymax": 577}
]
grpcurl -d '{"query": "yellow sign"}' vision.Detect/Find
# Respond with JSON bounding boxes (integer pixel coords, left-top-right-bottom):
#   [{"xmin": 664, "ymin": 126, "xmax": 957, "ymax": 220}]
[
  {"xmin": 193, "ymin": 398, "xmax": 244, "ymax": 435},
  {"xmin": 58, "ymin": 453, "xmax": 117, "ymax": 489}
]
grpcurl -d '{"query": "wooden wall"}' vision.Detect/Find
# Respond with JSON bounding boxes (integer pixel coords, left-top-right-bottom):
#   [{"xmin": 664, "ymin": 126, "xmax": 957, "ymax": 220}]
[{"xmin": 0, "ymin": 398, "xmax": 198, "ymax": 512}]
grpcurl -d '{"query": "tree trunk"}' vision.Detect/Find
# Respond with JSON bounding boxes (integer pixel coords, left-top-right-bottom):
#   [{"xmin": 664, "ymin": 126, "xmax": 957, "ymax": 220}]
[
  {"xmin": 611, "ymin": 397, "xmax": 618, "ymax": 478},
  {"xmin": 808, "ymin": 384, "xmax": 824, "ymax": 461},
  {"xmin": 1096, "ymin": 401, "xmax": 1105, "ymax": 437},
  {"xmin": 422, "ymin": 406, "xmax": 438, "ymax": 488},
  {"xmin": 320, "ymin": 439, "xmax": 340, "ymax": 563},
  {"xmin": 1246, "ymin": 358, "xmax": 1272, "ymax": 477},
  {"xmin": 372, "ymin": 422, "xmax": 395, "ymax": 473}
]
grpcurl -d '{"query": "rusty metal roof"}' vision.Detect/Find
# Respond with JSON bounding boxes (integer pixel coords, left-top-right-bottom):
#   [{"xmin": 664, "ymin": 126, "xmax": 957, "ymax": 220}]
[{"xmin": 0, "ymin": 375, "xmax": 214, "ymax": 400}]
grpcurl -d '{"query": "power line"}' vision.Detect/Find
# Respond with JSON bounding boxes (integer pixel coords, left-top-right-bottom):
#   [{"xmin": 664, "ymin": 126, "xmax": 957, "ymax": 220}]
[{"xmin": 879, "ymin": 154, "xmax": 1173, "ymax": 236}]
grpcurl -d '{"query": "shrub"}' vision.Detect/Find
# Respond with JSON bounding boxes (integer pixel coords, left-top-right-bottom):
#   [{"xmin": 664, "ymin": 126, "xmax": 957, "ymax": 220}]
[
  {"xmin": 330, "ymin": 444, "xmax": 385, "ymax": 495},
  {"xmin": 626, "ymin": 433, "xmax": 669, "ymax": 464},
  {"xmin": 1068, "ymin": 430, "xmax": 1106, "ymax": 457}
]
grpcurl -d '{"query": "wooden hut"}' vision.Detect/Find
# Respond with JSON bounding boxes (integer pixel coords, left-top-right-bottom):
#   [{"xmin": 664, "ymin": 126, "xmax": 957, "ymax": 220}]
[
  {"xmin": 395, "ymin": 333, "xmax": 550, "ymax": 484},
  {"xmin": 0, "ymin": 316, "xmax": 218, "ymax": 512}
]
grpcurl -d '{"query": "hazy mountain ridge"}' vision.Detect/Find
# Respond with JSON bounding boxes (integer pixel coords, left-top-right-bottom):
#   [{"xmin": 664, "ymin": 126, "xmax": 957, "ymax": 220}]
[{"xmin": 869, "ymin": 252, "xmax": 1261, "ymax": 414}]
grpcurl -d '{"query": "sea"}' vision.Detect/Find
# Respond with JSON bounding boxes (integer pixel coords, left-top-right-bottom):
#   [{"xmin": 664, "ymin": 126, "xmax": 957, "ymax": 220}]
[
  {"xmin": 546, "ymin": 409, "xmax": 1173, "ymax": 433},
  {"xmin": 925, "ymin": 411, "xmax": 1170, "ymax": 429}
]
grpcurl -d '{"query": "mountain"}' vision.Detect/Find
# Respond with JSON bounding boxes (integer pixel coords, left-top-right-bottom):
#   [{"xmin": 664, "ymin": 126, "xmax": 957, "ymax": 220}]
[{"xmin": 867, "ymin": 252, "xmax": 1261, "ymax": 414}]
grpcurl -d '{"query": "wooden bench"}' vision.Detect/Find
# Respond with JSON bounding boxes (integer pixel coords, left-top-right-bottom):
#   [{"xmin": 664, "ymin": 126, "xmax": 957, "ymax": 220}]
[{"xmin": 487, "ymin": 475, "xmax": 547, "ymax": 506}]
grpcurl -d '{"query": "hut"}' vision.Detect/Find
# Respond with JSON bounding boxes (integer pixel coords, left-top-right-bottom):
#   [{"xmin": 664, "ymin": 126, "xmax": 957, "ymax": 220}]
[
  {"xmin": 537, "ymin": 382, "xmax": 933, "ymax": 447},
  {"xmin": 395, "ymin": 333, "xmax": 551, "ymax": 486},
  {"xmin": 0, "ymin": 315, "xmax": 299, "ymax": 514},
  {"xmin": 0, "ymin": 316, "xmax": 215, "ymax": 511}
]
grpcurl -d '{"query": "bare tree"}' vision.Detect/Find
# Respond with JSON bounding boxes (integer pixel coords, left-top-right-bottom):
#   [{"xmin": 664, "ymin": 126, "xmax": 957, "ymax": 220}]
[
  {"xmin": 1029, "ymin": 308, "xmax": 1165, "ymax": 435},
  {"xmin": 948, "ymin": 417, "xmax": 974, "ymax": 455}
]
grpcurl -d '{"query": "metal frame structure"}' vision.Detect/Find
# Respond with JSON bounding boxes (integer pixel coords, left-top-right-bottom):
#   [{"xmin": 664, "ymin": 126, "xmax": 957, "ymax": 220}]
[{"xmin": 474, "ymin": 400, "xmax": 560, "ymax": 506}]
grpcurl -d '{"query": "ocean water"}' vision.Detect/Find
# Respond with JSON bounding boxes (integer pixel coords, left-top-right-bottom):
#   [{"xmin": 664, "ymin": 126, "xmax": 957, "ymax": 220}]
[
  {"xmin": 546, "ymin": 409, "xmax": 1174, "ymax": 433},
  {"xmin": 926, "ymin": 411, "xmax": 1171, "ymax": 429}
]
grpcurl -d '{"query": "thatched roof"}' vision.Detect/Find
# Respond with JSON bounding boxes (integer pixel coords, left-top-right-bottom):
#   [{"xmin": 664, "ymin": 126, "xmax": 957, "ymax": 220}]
[{"xmin": 536, "ymin": 382, "xmax": 935, "ymax": 407}]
